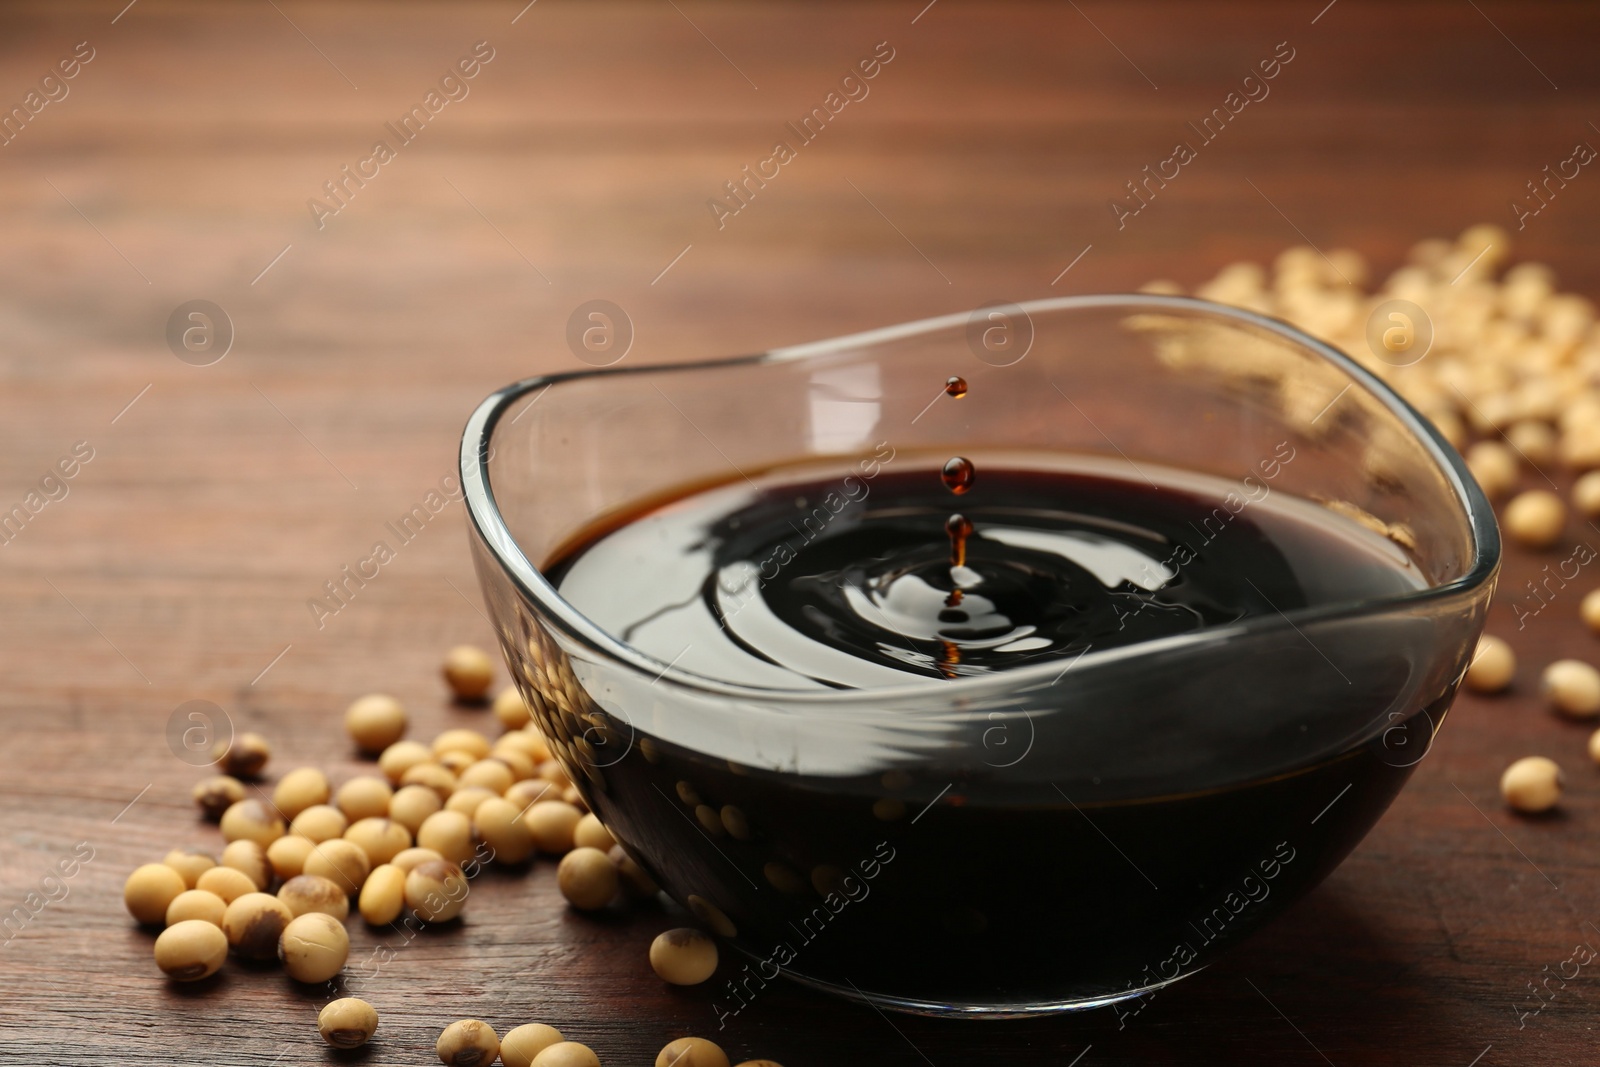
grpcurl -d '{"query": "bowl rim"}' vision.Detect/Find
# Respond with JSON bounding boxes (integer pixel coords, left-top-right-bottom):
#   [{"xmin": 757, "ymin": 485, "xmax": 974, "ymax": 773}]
[{"xmin": 459, "ymin": 293, "xmax": 1501, "ymax": 705}]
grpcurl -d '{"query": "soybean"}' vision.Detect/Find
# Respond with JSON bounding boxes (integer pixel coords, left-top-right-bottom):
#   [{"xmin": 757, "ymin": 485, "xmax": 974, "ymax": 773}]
[
  {"xmin": 344, "ymin": 817, "xmax": 412, "ymax": 866},
  {"xmin": 266, "ymin": 834, "xmax": 316, "ymax": 881},
  {"xmin": 219, "ymin": 799, "xmax": 286, "ymax": 846},
  {"xmin": 442, "ymin": 645, "xmax": 495, "ymax": 701},
  {"xmin": 531, "ymin": 1042, "xmax": 601, "ymax": 1067},
  {"xmin": 474, "ymin": 796, "xmax": 536, "ymax": 864},
  {"xmin": 1542, "ymin": 659, "xmax": 1600, "ymax": 718},
  {"xmin": 195, "ymin": 865, "xmax": 258, "ymax": 904},
  {"xmin": 318, "ymin": 997, "xmax": 379, "ymax": 1049},
  {"xmin": 193, "ymin": 775, "xmax": 246, "ymax": 820},
  {"xmin": 500, "ymin": 1024, "xmax": 565, "ymax": 1067},
  {"xmin": 125, "ymin": 863, "xmax": 188, "ymax": 925},
  {"xmin": 272, "ymin": 767, "xmax": 330, "ymax": 820},
  {"xmin": 405, "ymin": 859, "xmax": 469, "ymax": 923},
  {"xmin": 278, "ymin": 911, "xmax": 350, "ymax": 983},
  {"xmin": 359, "ymin": 863, "xmax": 407, "ymax": 925},
  {"xmin": 165, "ymin": 888, "xmax": 227, "ymax": 928},
  {"xmin": 162, "ymin": 848, "xmax": 216, "ymax": 889},
  {"xmin": 220, "ymin": 839, "xmax": 272, "ymax": 890},
  {"xmin": 557, "ymin": 847, "xmax": 618, "ymax": 910},
  {"xmin": 438, "ymin": 1019, "xmax": 500, "ymax": 1067},
  {"xmin": 215, "ymin": 731, "xmax": 271, "ymax": 778},
  {"xmin": 525, "ymin": 800, "xmax": 582, "ymax": 854},
  {"xmin": 277, "ymin": 874, "xmax": 350, "ymax": 920},
  {"xmin": 303, "ymin": 839, "xmax": 372, "ymax": 895},
  {"xmin": 379, "ymin": 739, "xmax": 435, "ymax": 784},
  {"xmin": 345, "ymin": 693, "xmax": 408, "ymax": 753},
  {"xmin": 336, "ymin": 776, "xmax": 395, "ymax": 821},
  {"xmin": 222, "ymin": 892, "xmax": 294, "ymax": 961},
  {"xmin": 389, "ymin": 783, "xmax": 445, "ymax": 834},
  {"xmin": 417, "ymin": 810, "xmax": 475, "ymax": 866},
  {"xmin": 656, "ymin": 1038, "xmax": 730, "ymax": 1067},
  {"xmin": 1464, "ymin": 635, "xmax": 1515, "ymax": 693},
  {"xmin": 154, "ymin": 919, "xmax": 227, "ymax": 981},
  {"xmin": 289, "ymin": 804, "xmax": 349, "ymax": 843},
  {"xmin": 650, "ymin": 927, "xmax": 718, "ymax": 985},
  {"xmin": 1501, "ymin": 755, "xmax": 1563, "ymax": 813}
]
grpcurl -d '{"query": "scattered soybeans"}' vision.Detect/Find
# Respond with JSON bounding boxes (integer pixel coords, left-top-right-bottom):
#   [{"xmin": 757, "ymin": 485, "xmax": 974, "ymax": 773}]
[{"xmin": 1501, "ymin": 756, "xmax": 1563, "ymax": 813}]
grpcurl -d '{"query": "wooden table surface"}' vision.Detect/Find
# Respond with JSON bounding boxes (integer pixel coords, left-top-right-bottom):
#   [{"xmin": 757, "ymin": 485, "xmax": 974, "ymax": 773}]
[{"xmin": 3, "ymin": 1, "xmax": 1600, "ymax": 1063}]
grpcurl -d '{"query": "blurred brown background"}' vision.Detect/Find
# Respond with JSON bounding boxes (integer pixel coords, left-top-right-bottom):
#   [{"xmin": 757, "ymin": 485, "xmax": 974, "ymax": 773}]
[{"xmin": 2, "ymin": 1, "xmax": 1599, "ymax": 1064}]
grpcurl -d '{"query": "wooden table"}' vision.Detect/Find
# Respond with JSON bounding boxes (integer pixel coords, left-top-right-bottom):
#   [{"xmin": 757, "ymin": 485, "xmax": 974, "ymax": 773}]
[{"xmin": 3, "ymin": 1, "xmax": 1599, "ymax": 1063}]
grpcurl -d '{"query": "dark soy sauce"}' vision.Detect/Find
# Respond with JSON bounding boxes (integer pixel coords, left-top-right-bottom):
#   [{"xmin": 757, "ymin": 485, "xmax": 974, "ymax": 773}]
[{"xmin": 540, "ymin": 456, "xmax": 1441, "ymax": 1009}]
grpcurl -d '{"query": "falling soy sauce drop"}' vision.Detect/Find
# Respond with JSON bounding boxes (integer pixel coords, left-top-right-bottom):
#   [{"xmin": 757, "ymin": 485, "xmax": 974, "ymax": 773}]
[
  {"xmin": 941, "ymin": 456, "xmax": 975, "ymax": 495},
  {"xmin": 945, "ymin": 376, "xmax": 968, "ymax": 398},
  {"xmin": 946, "ymin": 512, "xmax": 972, "ymax": 568}
]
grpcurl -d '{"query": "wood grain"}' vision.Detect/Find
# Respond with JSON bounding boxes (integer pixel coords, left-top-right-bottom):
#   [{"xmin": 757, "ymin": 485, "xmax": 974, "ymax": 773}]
[{"xmin": 2, "ymin": 1, "xmax": 1599, "ymax": 1063}]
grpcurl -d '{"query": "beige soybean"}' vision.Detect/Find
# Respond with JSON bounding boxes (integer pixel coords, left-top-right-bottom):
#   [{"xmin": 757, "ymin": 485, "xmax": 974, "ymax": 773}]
[
  {"xmin": 474, "ymin": 797, "xmax": 536, "ymax": 864},
  {"xmin": 1501, "ymin": 755, "xmax": 1563, "ymax": 813},
  {"xmin": 1573, "ymin": 471, "xmax": 1600, "ymax": 518},
  {"xmin": 125, "ymin": 863, "xmax": 188, "ymax": 925},
  {"xmin": 504, "ymin": 778, "xmax": 556, "ymax": 810},
  {"xmin": 219, "ymin": 798, "xmax": 286, "ymax": 846},
  {"xmin": 656, "ymin": 1038, "xmax": 730, "ymax": 1067},
  {"xmin": 438, "ymin": 1019, "xmax": 500, "ymax": 1067},
  {"xmin": 400, "ymin": 761, "xmax": 458, "ymax": 799},
  {"xmin": 493, "ymin": 686, "xmax": 532, "ymax": 729},
  {"xmin": 304, "ymin": 839, "xmax": 372, "ymax": 895},
  {"xmin": 491, "ymin": 747, "xmax": 536, "ymax": 782},
  {"xmin": 526, "ymin": 800, "xmax": 582, "ymax": 853},
  {"xmin": 195, "ymin": 865, "xmax": 258, "ymax": 904},
  {"xmin": 154, "ymin": 919, "xmax": 228, "ymax": 981},
  {"xmin": 1589, "ymin": 728, "xmax": 1600, "ymax": 766},
  {"xmin": 222, "ymin": 892, "xmax": 294, "ymax": 961},
  {"xmin": 336, "ymin": 776, "xmax": 395, "ymax": 822},
  {"xmin": 345, "ymin": 693, "xmax": 408, "ymax": 754},
  {"xmin": 442, "ymin": 645, "xmax": 496, "ymax": 701},
  {"xmin": 379, "ymin": 739, "xmax": 435, "ymax": 784},
  {"xmin": 165, "ymin": 888, "xmax": 227, "ymax": 928},
  {"xmin": 1464, "ymin": 635, "xmax": 1515, "ymax": 693},
  {"xmin": 405, "ymin": 860, "xmax": 469, "ymax": 923},
  {"xmin": 289, "ymin": 804, "xmax": 349, "ymax": 843},
  {"xmin": 1541, "ymin": 659, "xmax": 1600, "ymax": 718},
  {"xmin": 650, "ymin": 927, "xmax": 718, "ymax": 985},
  {"xmin": 318, "ymin": 996, "xmax": 379, "ymax": 1049},
  {"xmin": 277, "ymin": 874, "xmax": 350, "ymax": 921},
  {"xmin": 458, "ymin": 759, "xmax": 515, "ymax": 795},
  {"xmin": 162, "ymin": 848, "xmax": 216, "ymax": 889},
  {"xmin": 390, "ymin": 783, "xmax": 445, "ymax": 834},
  {"xmin": 390, "ymin": 846, "xmax": 445, "ymax": 873},
  {"xmin": 433, "ymin": 728, "xmax": 492, "ymax": 761},
  {"xmin": 417, "ymin": 810, "xmax": 475, "ymax": 865},
  {"xmin": 345, "ymin": 817, "xmax": 413, "ymax": 866},
  {"xmin": 1504, "ymin": 490, "xmax": 1567, "ymax": 549},
  {"xmin": 215, "ymin": 731, "xmax": 271, "ymax": 778},
  {"xmin": 272, "ymin": 767, "xmax": 331, "ymax": 820},
  {"xmin": 1581, "ymin": 589, "xmax": 1600, "ymax": 634},
  {"xmin": 359, "ymin": 863, "xmax": 407, "ymax": 926},
  {"xmin": 557, "ymin": 847, "xmax": 618, "ymax": 910},
  {"xmin": 278, "ymin": 911, "xmax": 349, "ymax": 983},
  {"xmin": 193, "ymin": 774, "xmax": 246, "ymax": 820},
  {"xmin": 220, "ymin": 839, "xmax": 272, "ymax": 890},
  {"xmin": 500, "ymin": 1024, "xmax": 565, "ymax": 1067},
  {"xmin": 444, "ymin": 786, "xmax": 499, "ymax": 818},
  {"xmin": 531, "ymin": 1042, "xmax": 602, "ymax": 1067},
  {"xmin": 1507, "ymin": 420, "xmax": 1558, "ymax": 465},
  {"xmin": 497, "ymin": 729, "xmax": 551, "ymax": 763},
  {"xmin": 266, "ymin": 835, "xmax": 317, "ymax": 881},
  {"xmin": 438, "ymin": 750, "xmax": 476, "ymax": 776},
  {"xmin": 573, "ymin": 813, "xmax": 615, "ymax": 852},
  {"xmin": 1465, "ymin": 441, "xmax": 1518, "ymax": 500}
]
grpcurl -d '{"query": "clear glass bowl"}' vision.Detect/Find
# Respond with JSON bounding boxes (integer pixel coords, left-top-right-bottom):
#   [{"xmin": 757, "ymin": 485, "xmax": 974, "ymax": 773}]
[{"xmin": 460, "ymin": 295, "xmax": 1499, "ymax": 1017}]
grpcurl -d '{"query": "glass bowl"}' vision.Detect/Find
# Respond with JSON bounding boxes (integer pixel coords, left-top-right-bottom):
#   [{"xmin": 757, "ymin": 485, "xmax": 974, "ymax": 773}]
[{"xmin": 459, "ymin": 295, "xmax": 1499, "ymax": 1017}]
